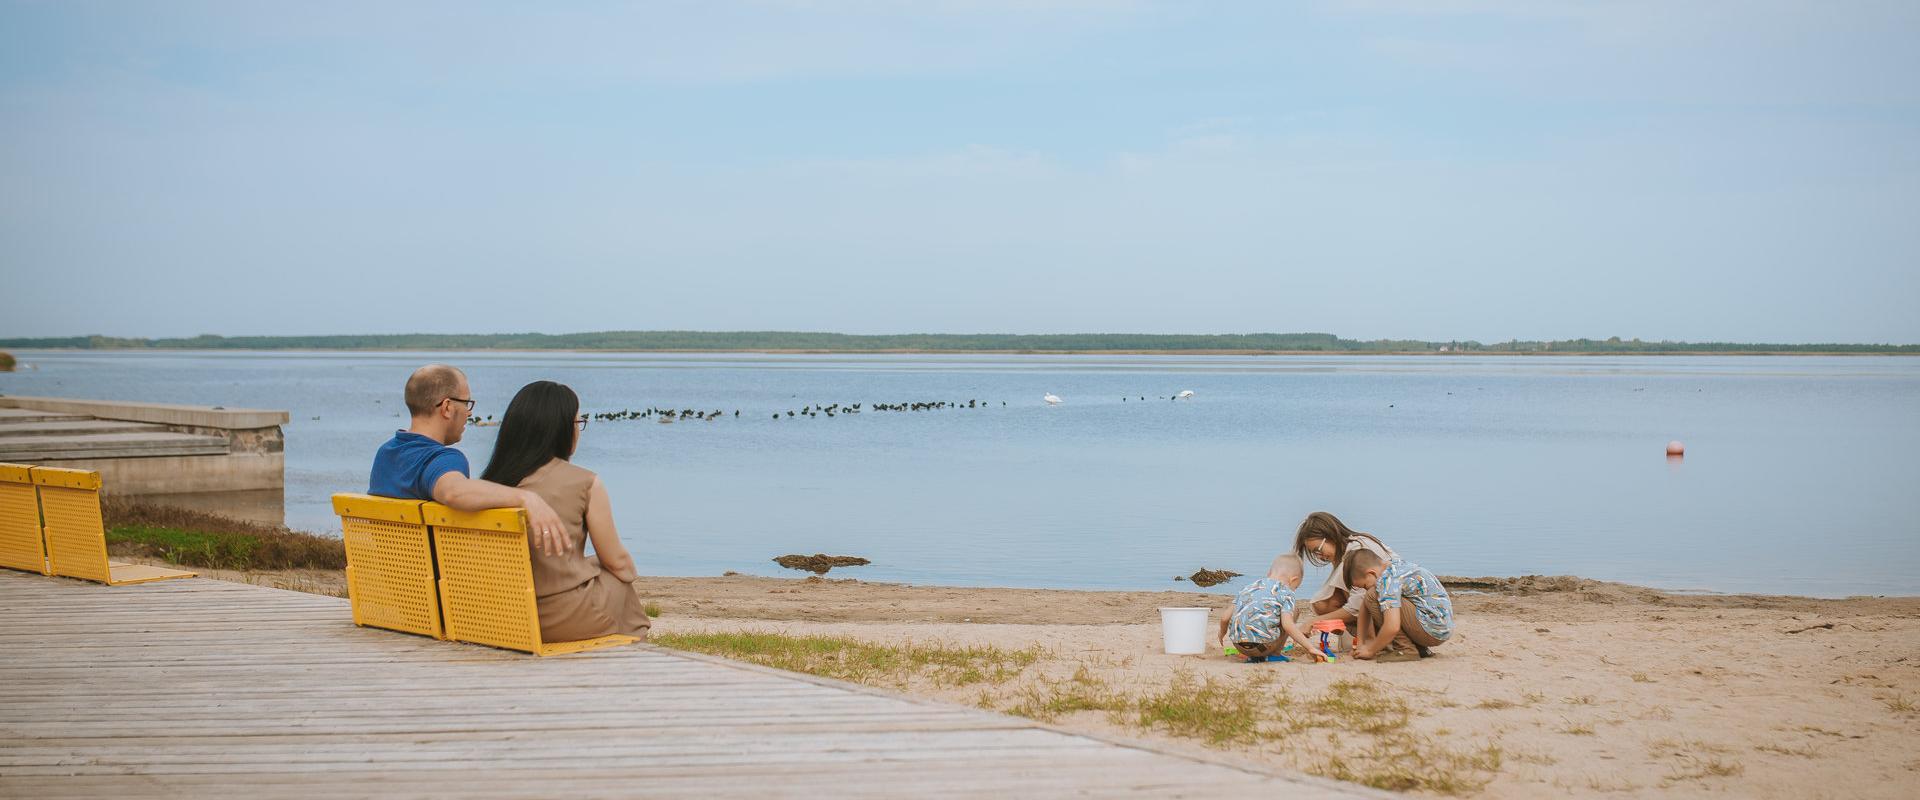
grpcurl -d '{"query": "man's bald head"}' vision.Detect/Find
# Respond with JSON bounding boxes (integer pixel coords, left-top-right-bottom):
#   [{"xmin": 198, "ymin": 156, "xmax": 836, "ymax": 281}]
[{"xmin": 404, "ymin": 364, "xmax": 468, "ymax": 417}]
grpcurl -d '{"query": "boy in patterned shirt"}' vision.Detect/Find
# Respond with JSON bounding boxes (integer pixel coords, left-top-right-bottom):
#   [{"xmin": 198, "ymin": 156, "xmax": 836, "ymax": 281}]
[
  {"xmin": 1216, "ymin": 554, "xmax": 1328, "ymax": 663},
  {"xmin": 1343, "ymin": 549, "xmax": 1453, "ymax": 659}
]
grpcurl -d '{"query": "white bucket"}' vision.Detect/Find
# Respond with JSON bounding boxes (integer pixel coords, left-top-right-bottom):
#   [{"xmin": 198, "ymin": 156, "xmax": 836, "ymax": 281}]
[{"xmin": 1158, "ymin": 607, "xmax": 1210, "ymax": 655}]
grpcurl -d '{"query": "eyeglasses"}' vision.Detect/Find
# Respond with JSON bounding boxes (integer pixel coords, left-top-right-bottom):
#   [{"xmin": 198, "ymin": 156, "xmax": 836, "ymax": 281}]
[
  {"xmin": 444, "ymin": 397, "xmax": 476, "ymax": 412},
  {"xmin": 574, "ymin": 416, "xmax": 589, "ymax": 431}
]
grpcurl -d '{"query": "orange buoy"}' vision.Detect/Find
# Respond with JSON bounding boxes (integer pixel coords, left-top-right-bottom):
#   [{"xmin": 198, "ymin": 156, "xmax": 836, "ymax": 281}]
[{"xmin": 1666, "ymin": 440, "xmax": 1685, "ymax": 456}]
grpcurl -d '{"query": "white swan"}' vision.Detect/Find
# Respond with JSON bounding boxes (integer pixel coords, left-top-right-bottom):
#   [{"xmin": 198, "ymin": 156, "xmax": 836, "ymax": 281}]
[
  {"xmin": 1043, "ymin": 394, "xmax": 1062, "ymax": 405},
  {"xmin": 1177, "ymin": 390, "xmax": 1195, "ymax": 399}
]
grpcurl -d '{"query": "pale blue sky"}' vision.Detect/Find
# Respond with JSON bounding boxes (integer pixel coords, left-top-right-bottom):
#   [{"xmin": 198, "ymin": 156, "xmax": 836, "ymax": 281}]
[{"xmin": 3, "ymin": 1, "xmax": 1916, "ymax": 343}]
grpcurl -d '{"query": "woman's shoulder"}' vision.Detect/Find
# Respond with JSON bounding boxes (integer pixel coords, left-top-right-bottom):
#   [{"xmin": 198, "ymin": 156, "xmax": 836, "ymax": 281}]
[
  {"xmin": 546, "ymin": 459, "xmax": 597, "ymax": 483},
  {"xmin": 524, "ymin": 458, "xmax": 597, "ymax": 487}
]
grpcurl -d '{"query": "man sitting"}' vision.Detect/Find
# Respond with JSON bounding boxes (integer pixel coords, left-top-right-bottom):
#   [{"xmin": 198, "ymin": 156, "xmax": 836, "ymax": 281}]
[{"xmin": 369, "ymin": 364, "xmax": 567, "ymax": 555}]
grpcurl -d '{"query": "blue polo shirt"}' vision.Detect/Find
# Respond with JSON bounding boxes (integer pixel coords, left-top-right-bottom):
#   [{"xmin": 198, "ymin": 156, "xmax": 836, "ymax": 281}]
[{"xmin": 368, "ymin": 431, "xmax": 470, "ymax": 500}]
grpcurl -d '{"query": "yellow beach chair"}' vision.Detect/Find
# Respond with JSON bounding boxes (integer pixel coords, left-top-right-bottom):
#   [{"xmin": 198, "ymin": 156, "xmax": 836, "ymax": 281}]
[
  {"xmin": 0, "ymin": 463, "xmax": 48, "ymax": 575},
  {"xmin": 33, "ymin": 466, "xmax": 196, "ymax": 585},
  {"xmin": 424, "ymin": 503, "xmax": 637, "ymax": 656},
  {"xmin": 332, "ymin": 493, "xmax": 443, "ymax": 639}
]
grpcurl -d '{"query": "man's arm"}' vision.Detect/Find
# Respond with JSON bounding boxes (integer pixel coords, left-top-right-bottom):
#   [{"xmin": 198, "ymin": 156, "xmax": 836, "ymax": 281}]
[{"xmin": 430, "ymin": 472, "xmax": 567, "ymax": 556}]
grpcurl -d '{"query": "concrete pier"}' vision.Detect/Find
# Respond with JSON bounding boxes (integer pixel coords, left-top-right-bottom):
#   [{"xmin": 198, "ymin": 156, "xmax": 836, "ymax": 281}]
[{"xmin": 0, "ymin": 396, "xmax": 287, "ymax": 497}]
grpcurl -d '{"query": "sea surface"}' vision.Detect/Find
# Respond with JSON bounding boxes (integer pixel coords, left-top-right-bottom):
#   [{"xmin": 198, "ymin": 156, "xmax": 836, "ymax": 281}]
[{"xmin": 3, "ymin": 350, "xmax": 1916, "ymax": 597}]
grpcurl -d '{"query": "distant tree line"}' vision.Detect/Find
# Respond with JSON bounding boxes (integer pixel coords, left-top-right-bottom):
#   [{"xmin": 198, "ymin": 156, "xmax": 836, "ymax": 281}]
[{"xmin": 0, "ymin": 332, "xmax": 1913, "ymax": 354}]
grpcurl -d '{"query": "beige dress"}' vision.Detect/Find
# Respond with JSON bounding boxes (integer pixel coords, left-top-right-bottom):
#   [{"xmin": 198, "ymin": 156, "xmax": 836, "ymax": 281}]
[{"xmin": 518, "ymin": 459, "xmax": 651, "ymax": 642}]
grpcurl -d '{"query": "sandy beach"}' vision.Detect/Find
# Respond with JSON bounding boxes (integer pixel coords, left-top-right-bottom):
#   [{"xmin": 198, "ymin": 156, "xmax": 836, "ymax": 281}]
[{"xmin": 162, "ymin": 559, "xmax": 1919, "ymax": 798}]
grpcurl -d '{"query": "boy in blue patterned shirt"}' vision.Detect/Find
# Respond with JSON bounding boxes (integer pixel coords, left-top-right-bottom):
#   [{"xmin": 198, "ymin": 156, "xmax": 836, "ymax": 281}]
[
  {"xmin": 1216, "ymin": 554, "xmax": 1328, "ymax": 663},
  {"xmin": 1343, "ymin": 549, "xmax": 1453, "ymax": 659}
]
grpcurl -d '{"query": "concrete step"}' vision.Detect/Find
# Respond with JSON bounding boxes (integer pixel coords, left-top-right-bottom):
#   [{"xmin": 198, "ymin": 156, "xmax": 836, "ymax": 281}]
[
  {"xmin": 0, "ymin": 432, "xmax": 230, "ymax": 462},
  {"xmin": 0, "ymin": 408, "xmax": 91, "ymax": 424},
  {"xmin": 0, "ymin": 420, "xmax": 171, "ymax": 438}
]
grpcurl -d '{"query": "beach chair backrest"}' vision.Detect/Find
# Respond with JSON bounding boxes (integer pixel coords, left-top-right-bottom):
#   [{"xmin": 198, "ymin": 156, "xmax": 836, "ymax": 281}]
[
  {"xmin": 331, "ymin": 493, "xmax": 442, "ymax": 640},
  {"xmin": 34, "ymin": 467, "xmax": 111, "ymax": 583},
  {"xmin": 0, "ymin": 463, "xmax": 47, "ymax": 575},
  {"xmin": 422, "ymin": 503, "xmax": 544, "ymax": 654}
]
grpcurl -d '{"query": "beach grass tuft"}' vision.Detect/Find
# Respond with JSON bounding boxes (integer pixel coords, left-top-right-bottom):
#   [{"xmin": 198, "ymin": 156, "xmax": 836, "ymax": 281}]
[
  {"xmin": 1004, "ymin": 666, "xmax": 1128, "ymax": 722},
  {"xmin": 652, "ymin": 630, "xmax": 1038, "ymax": 689},
  {"xmin": 1754, "ymin": 741, "xmax": 1821, "ymax": 757},
  {"xmin": 1131, "ymin": 672, "xmax": 1268, "ymax": 745}
]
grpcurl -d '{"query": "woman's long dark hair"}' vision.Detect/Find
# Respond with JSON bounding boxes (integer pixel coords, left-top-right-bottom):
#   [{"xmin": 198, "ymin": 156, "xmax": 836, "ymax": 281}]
[
  {"xmin": 1292, "ymin": 511, "xmax": 1381, "ymax": 568},
  {"xmin": 480, "ymin": 381, "xmax": 579, "ymax": 488}
]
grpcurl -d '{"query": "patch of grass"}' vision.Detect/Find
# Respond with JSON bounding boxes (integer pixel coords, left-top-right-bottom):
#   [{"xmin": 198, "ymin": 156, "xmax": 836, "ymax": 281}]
[
  {"xmin": 1282, "ymin": 677, "xmax": 1413, "ymax": 736},
  {"xmin": 106, "ymin": 524, "xmax": 346, "ymax": 571},
  {"xmin": 1631, "ymin": 673, "xmax": 1653, "ymax": 683},
  {"xmin": 1755, "ymin": 741, "xmax": 1821, "ymax": 757},
  {"xmin": 652, "ymin": 630, "xmax": 1038, "ymax": 690},
  {"xmin": 1584, "ymin": 774, "xmax": 1639, "ymax": 792},
  {"xmin": 1315, "ymin": 735, "xmax": 1504, "ymax": 795},
  {"xmin": 1648, "ymin": 738, "xmax": 1744, "ymax": 785},
  {"xmin": 102, "ymin": 499, "xmax": 344, "ymax": 571},
  {"xmin": 1564, "ymin": 694, "xmax": 1596, "ymax": 705},
  {"xmin": 1132, "ymin": 672, "xmax": 1269, "ymax": 745},
  {"xmin": 1508, "ymin": 749, "xmax": 1558, "ymax": 766},
  {"xmin": 1635, "ymin": 705, "xmax": 1674, "ymax": 721},
  {"xmin": 1663, "ymin": 755, "xmax": 1744, "ymax": 783},
  {"xmin": 1883, "ymin": 693, "xmax": 1917, "ymax": 713},
  {"xmin": 1474, "ymin": 698, "xmax": 1517, "ymax": 710},
  {"xmin": 1004, "ymin": 666, "xmax": 1128, "ymax": 722},
  {"xmin": 1559, "ymin": 723, "xmax": 1596, "ymax": 736},
  {"xmin": 643, "ymin": 602, "xmax": 663, "ymax": 618},
  {"xmin": 1649, "ymin": 737, "xmax": 1732, "ymax": 755},
  {"xmin": 1266, "ymin": 677, "xmax": 1500, "ymax": 796}
]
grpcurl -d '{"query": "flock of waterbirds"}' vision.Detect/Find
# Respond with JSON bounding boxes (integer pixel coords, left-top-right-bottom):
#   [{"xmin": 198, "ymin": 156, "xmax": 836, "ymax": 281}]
[{"xmin": 467, "ymin": 391, "xmax": 1198, "ymax": 428}]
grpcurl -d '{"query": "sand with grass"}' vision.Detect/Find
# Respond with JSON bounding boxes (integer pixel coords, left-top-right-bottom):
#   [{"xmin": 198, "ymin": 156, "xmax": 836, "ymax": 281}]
[
  {"xmin": 639, "ymin": 575, "xmax": 1920, "ymax": 797},
  {"xmin": 102, "ymin": 504, "xmax": 1919, "ymax": 797}
]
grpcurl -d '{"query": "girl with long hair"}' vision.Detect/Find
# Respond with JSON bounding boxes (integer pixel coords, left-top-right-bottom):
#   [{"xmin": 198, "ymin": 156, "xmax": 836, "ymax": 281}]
[{"xmin": 1291, "ymin": 511, "xmax": 1400, "ymax": 649}]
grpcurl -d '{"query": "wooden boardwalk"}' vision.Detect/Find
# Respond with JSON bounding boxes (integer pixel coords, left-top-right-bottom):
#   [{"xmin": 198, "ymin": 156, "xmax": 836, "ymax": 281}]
[{"xmin": 0, "ymin": 572, "xmax": 1372, "ymax": 798}]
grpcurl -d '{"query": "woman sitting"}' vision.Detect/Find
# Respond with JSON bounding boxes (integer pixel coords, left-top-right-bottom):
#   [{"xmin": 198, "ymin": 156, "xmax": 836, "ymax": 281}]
[{"xmin": 480, "ymin": 380, "xmax": 650, "ymax": 643}]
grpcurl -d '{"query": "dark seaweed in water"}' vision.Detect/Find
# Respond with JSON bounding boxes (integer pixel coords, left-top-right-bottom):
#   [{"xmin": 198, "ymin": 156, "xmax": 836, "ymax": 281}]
[
  {"xmin": 1186, "ymin": 569, "xmax": 1242, "ymax": 587},
  {"xmin": 774, "ymin": 554, "xmax": 871, "ymax": 575}
]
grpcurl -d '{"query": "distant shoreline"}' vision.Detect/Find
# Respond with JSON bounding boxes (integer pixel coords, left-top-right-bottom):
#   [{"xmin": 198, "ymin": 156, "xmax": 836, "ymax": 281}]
[
  {"xmin": 6, "ymin": 330, "xmax": 1916, "ymax": 356},
  {"xmin": 7, "ymin": 346, "xmax": 1917, "ymax": 357}
]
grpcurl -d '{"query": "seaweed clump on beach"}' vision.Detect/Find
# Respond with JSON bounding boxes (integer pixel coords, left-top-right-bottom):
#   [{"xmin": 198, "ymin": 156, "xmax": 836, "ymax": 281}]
[
  {"xmin": 1184, "ymin": 569, "xmax": 1242, "ymax": 587},
  {"xmin": 774, "ymin": 554, "xmax": 871, "ymax": 575}
]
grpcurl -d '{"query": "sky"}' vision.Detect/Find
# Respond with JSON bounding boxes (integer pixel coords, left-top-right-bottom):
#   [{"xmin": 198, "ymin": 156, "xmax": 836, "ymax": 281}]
[{"xmin": 2, "ymin": 1, "xmax": 1916, "ymax": 344}]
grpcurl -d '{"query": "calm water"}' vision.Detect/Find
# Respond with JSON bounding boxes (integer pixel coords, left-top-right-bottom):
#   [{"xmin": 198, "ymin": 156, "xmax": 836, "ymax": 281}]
[{"xmin": 4, "ymin": 351, "xmax": 1916, "ymax": 597}]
